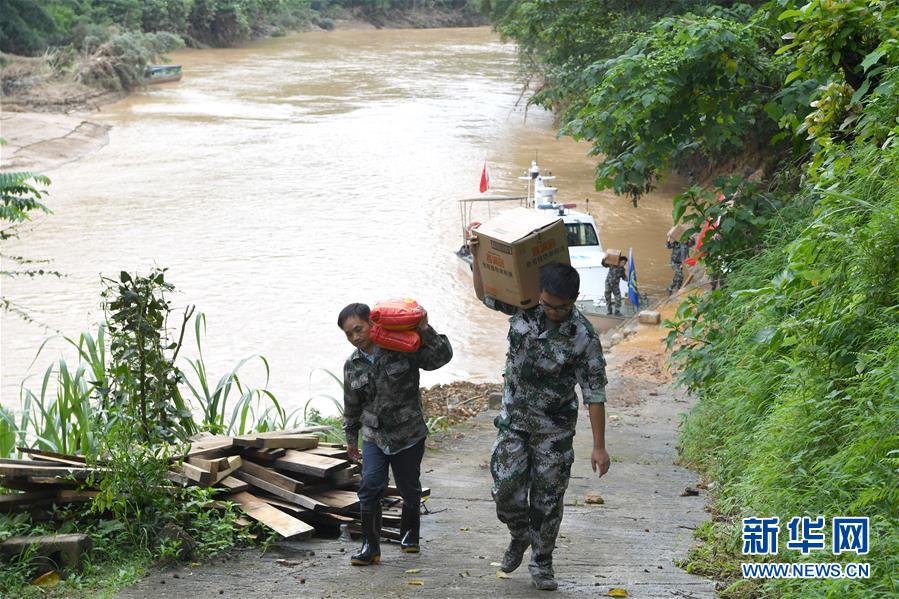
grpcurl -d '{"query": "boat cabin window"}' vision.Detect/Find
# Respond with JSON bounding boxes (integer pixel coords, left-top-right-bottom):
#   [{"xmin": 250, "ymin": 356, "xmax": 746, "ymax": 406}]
[{"xmin": 565, "ymin": 223, "xmax": 599, "ymax": 247}]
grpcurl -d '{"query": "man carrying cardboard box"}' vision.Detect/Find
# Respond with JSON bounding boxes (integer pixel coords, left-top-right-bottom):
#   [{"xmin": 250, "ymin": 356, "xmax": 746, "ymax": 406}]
[{"xmin": 471, "ymin": 245, "xmax": 610, "ymax": 591}]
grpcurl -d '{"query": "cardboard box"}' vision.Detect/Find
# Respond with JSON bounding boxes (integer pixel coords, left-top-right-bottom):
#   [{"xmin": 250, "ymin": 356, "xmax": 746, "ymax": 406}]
[
  {"xmin": 667, "ymin": 224, "xmax": 688, "ymax": 242},
  {"xmin": 602, "ymin": 248, "xmax": 623, "ymax": 267},
  {"xmin": 472, "ymin": 208, "xmax": 569, "ymax": 309}
]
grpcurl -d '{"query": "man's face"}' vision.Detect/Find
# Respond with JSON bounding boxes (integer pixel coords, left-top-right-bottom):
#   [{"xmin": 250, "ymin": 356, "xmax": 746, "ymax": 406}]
[
  {"xmin": 538, "ymin": 291, "xmax": 576, "ymax": 323},
  {"xmin": 342, "ymin": 315, "xmax": 374, "ymax": 353}
]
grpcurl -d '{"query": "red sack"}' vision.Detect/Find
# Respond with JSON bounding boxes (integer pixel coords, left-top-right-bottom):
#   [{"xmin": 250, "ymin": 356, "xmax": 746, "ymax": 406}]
[
  {"xmin": 370, "ymin": 298, "xmax": 425, "ymax": 331},
  {"xmin": 369, "ymin": 324, "xmax": 421, "ymax": 353}
]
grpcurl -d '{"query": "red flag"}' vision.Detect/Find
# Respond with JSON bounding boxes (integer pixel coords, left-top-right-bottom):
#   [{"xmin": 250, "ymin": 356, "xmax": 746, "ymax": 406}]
[{"xmin": 479, "ymin": 162, "xmax": 490, "ymax": 193}]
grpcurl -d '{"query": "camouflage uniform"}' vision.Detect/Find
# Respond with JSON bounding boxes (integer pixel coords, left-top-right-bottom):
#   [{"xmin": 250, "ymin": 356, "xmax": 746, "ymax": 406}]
[
  {"xmin": 491, "ymin": 306, "xmax": 607, "ymax": 578},
  {"xmin": 343, "ymin": 326, "xmax": 453, "ymax": 509},
  {"xmin": 666, "ymin": 241, "xmax": 689, "ymax": 292},
  {"xmin": 604, "ymin": 264, "xmax": 627, "ymax": 313}
]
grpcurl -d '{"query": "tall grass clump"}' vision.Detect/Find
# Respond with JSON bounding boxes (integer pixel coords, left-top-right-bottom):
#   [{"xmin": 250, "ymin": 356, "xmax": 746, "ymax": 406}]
[{"xmin": 669, "ymin": 123, "xmax": 899, "ymax": 598}]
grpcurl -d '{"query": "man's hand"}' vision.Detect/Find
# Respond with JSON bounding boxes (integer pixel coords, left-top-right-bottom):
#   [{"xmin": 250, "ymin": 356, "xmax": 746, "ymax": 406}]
[
  {"xmin": 416, "ymin": 308, "xmax": 429, "ymax": 332},
  {"xmin": 347, "ymin": 444, "xmax": 360, "ymax": 464},
  {"xmin": 591, "ymin": 447, "xmax": 610, "ymax": 477}
]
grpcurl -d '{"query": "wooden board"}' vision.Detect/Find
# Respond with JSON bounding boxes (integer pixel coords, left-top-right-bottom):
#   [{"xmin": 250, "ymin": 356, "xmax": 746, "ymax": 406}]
[
  {"xmin": 175, "ymin": 437, "xmax": 234, "ymax": 462},
  {"xmin": 305, "ymin": 447, "xmax": 348, "ymax": 459},
  {"xmin": 0, "ymin": 491, "xmax": 55, "ymax": 511},
  {"xmin": 328, "ymin": 464, "xmax": 360, "ymax": 487},
  {"xmin": 234, "ymin": 433, "xmax": 319, "ymax": 450},
  {"xmin": 187, "ymin": 455, "xmax": 235, "ymax": 476},
  {"xmin": 232, "ymin": 471, "xmax": 329, "ymax": 512},
  {"xmin": 257, "ymin": 496, "xmax": 354, "ymax": 527},
  {"xmin": 272, "ymin": 450, "xmax": 349, "ymax": 478},
  {"xmin": 239, "ymin": 460, "xmax": 303, "ymax": 493},
  {"xmin": 16, "ymin": 449, "xmax": 89, "ymax": 466},
  {"xmin": 180, "ymin": 462, "xmax": 215, "ymax": 486},
  {"xmin": 239, "ymin": 448, "xmax": 286, "ymax": 463},
  {"xmin": 216, "ymin": 476, "xmax": 249, "ymax": 493},
  {"xmin": 227, "ymin": 492, "xmax": 314, "ymax": 538},
  {"xmin": 307, "ymin": 489, "xmax": 359, "ymax": 513},
  {"xmin": 0, "ymin": 462, "xmax": 96, "ymax": 479},
  {"xmin": 211, "ymin": 457, "xmax": 243, "ymax": 485}
]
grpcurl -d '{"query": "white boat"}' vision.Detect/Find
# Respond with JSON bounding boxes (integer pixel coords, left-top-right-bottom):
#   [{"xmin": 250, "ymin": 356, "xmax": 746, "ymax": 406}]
[{"xmin": 456, "ymin": 160, "xmax": 637, "ymax": 331}]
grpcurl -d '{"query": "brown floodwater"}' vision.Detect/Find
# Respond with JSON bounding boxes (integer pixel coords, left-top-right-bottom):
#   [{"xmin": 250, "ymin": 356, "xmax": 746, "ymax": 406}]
[{"xmin": 1, "ymin": 27, "xmax": 685, "ymax": 415}]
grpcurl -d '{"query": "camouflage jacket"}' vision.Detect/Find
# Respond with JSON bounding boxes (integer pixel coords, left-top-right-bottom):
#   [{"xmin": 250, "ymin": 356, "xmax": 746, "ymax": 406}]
[
  {"xmin": 343, "ymin": 326, "xmax": 453, "ymax": 452},
  {"xmin": 606, "ymin": 265, "xmax": 627, "ymax": 285},
  {"xmin": 666, "ymin": 240, "xmax": 690, "ymax": 265},
  {"xmin": 497, "ymin": 306, "xmax": 607, "ymax": 434}
]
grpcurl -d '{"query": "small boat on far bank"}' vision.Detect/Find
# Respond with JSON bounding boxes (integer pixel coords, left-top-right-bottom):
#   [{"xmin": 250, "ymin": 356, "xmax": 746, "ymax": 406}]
[{"xmin": 144, "ymin": 64, "xmax": 182, "ymax": 84}]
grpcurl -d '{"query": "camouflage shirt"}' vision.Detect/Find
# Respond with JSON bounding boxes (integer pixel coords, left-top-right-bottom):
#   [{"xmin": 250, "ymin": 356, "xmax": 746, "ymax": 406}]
[
  {"xmin": 497, "ymin": 306, "xmax": 607, "ymax": 434},
  {"xmin": 606, "ymin": 265, "xmax": 627, "ymax": 286},
  {"xmin": 343, "ymin": 326, "xmax": 453, "ymax": 452}
]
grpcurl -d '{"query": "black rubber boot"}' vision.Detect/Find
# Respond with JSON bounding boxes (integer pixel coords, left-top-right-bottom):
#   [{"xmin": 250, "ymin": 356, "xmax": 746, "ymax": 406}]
[
  {"xmin": 351, "ymin": 509, "xmax": 381, "ymax": 566},
  {"xmin": 399, "ymin": 504, "xmax": 420, "ymax": 553},
  {"xmin": 500, "ymin": 537, "xmax": 530, "ymax": 573}
]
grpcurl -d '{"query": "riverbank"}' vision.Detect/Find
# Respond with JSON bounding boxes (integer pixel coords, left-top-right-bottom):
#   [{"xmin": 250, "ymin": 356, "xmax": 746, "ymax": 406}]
[
  {"xmin": 0, "ymin": 112, "xmax": 110, "ymax": 173},
  {"xmin": 115, "ymin": 301, "xmax": 716, "ymax": 598}
]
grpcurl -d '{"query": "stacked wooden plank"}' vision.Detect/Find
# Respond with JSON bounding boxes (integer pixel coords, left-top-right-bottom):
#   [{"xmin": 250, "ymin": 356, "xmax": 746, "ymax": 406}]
[{"xmin": 0, "ymin": 430, "xmax": 428, "ymax": 543}]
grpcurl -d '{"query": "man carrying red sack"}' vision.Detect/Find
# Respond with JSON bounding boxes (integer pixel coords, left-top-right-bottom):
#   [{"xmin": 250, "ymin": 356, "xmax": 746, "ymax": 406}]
[{"xmin": 337, "ymin": 302, "xmax": 453, "ymax": 566}]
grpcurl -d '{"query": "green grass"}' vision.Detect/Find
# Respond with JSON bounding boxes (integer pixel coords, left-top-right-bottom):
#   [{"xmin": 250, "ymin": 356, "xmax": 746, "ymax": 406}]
[{"xmin": 670, "ymin": 141, "xmax": 899, "ymax": 597}]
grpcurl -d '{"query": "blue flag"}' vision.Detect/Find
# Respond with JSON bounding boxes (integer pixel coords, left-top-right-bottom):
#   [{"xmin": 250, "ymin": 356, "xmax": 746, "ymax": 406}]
[{"xmin": 627, "ymin": 247, "xmax": 639, "ymax": 310}]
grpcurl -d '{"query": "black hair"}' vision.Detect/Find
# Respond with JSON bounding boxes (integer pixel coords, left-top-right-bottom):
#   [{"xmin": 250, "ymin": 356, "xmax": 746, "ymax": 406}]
[
  {"xmin": 337, "ymin": 303, "xmax": 370, "ymax": 328},
  {"xmin": 620, "ymin": 256, "xmax": 628, "ymax": 263},
  {"xmin": 539, "ymin": 262, "xmax": 580, "ymax": 299}
]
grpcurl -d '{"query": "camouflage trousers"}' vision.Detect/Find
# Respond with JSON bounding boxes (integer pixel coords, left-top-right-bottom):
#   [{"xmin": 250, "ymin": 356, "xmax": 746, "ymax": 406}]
[
  {"xmin": 669, "ymin": 262, "xmax": 683, "ymax": 291},
  {"xmin": 491, "ymin": 427, "xmax": 575, "ymax": 575},
  {"xmin": 604, "ymin": 278, "xmax": 622, "ymax": 311}
]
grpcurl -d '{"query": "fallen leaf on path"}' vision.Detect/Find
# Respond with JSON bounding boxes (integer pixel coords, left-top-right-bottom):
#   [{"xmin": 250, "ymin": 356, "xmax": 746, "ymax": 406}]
[
  {"xmin": 608, "ymin": 589, "xmax": 629, "ymax": 597},
  {"xmin": 608, "ymin": 414, "xmax": 620, "ymax": 422},
  {"xmin": 496, "ymin": 571, "xmax": 510, "ymax": 579},
  {"xmin": 459, "ymin": 527, "xmax": 470, "ymax": 532},
  {"xmin": 407, "ymin": 580, "xmax": 424, "ymax": 586},
  {"xmin": 585, "ymin": 494, "xmax": 604, "ymax": 505},
  {"xmin": 405, "ymin": 568, "xmax": 421, "ymax": 574},
  {"xmin": 490, "ymin": 562, "xmax": 501, "ymax": 567},
  {"xmin": 31, "ymin": 571, "xmax": 60, "ymax": 587},
  {"xmin": 681, "ymin": 487, "xmax": 700, "ymax": 496},
  {"xmin": 276, "ymin": 559, "xmax": 301, "ymax": 567}
]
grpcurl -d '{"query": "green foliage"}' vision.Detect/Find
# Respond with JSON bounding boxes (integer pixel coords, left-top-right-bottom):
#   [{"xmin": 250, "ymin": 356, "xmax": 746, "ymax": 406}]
[
  {"xmin": 0, "ymin": 167, "xmax": 61, "ymax": 323},
  {"xmin": 670, "ymin": 133, "xmax": 898, "ymax": 598},
  {"xmin": 0, "ymin": 407, "xmax": 16, "ymax": 458},
  {"xmin": 0, "ymin": 0, "xmax": 57, "ymax": 55},
  {"xmin": 772, "ymin": 0, "xmax": 899, "ymax": 179},
  {"xmin": 563, "ymin": 9, "xmax": 784, "ymax": 202},
  {"xmin": 101, "ymin": 269, "xmax": 194, "ymax": 443},
  {"xmin": 0, "ymin": 170, "xmax": 51, "ymax": 241}
]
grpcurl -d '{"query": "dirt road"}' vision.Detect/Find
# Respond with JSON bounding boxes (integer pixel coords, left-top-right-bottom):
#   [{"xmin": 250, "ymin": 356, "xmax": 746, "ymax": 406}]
[{"xmin": 116, "ymin": 310, "xmax": 715, "ymax": 599}]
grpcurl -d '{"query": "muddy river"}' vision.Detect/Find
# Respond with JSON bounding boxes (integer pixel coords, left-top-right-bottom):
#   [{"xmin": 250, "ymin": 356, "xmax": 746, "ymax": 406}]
[{"xmin": 1, "ymin": 27, "xmax": 686, "ymax": 414}]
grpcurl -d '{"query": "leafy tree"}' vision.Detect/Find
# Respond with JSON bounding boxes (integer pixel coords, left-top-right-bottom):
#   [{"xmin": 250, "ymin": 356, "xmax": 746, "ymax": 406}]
[
  {"xmin": 0, "ymin": 0, "xmax": 57, "ymax": 55},
  {"xmin": 564, "ymin": 8, "xmax": 784, "ymax": 202}
]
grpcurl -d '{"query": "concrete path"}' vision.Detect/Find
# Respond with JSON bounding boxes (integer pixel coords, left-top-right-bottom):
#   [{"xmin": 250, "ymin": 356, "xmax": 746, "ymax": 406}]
[{"xmin": 117, "ymin": 319, "xmax": 716, "ymax": 598}]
